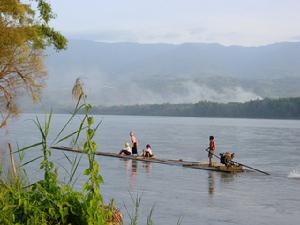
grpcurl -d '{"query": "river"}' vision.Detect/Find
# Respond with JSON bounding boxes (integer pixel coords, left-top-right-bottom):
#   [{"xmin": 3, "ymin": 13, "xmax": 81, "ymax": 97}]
[{"xmin": 1, "ymin": 114, "xmax": 300, "ymax": 225}]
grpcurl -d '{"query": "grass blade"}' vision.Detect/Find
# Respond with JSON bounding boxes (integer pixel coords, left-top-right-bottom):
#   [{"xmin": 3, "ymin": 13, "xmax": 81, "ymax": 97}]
[
  {"xmin": 146, "ymin": 205, "xmax": 155, "ymax": 225},
  {"xmin": 74, "ymin": 115, "xmax": 87, "ymax": 145},
  {"xmin": 13, "ymin": 142, "xmax": 43, "ymax": 154},
  {"xmin": 63, "ymin": 152, "xmax": 72, "ymax": 165},
  {"xmin": 52, "ymin": 99, "xmax": 85, "ymax": 144},
  {"xmin": 68, "ymin": 154, "xmax": 82, "ymax": 185},
  {"xmin": 34, "ymin": 117, "xmax": 46, "ymax": 141},
  {"xmin": 54, "ymin": 126, "xmax": 87, "ymax": 145},
  {"xmin": 19, "ymin": 155, "xmax": 43, "ymax": 168},
  {"xmin": 44, "ymin": 111, "xmax": 52, "ymax": 137},
  {"xmin": 176, "ymin": 216, "xmax": 184, "ymax": 225}
]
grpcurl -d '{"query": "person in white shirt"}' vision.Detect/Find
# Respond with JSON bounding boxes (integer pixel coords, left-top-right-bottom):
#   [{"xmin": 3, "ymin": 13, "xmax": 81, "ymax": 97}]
[
  {"xmin": 119, "ymin": 142, "xmax": 132, "ymax": 155},
  {"xmin": 142, "ymin": 144, "xmax": 154, "ymax": 157}
]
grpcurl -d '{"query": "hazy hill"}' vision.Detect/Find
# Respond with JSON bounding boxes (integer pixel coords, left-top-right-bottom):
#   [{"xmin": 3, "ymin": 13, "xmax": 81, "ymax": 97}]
[
  {"xmin": 32, "ymin": 40, "xmax": 300, "ymax": 109},
  {"xmin": 47, "ymin": 40, "xmax": 300, "ymax": 79}
]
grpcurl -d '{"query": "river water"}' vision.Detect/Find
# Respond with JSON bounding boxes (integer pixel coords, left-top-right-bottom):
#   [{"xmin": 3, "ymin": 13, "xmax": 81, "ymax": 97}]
[{"xmin": 1, "ymin": 114, "xmax": 300, "ymax": 225}]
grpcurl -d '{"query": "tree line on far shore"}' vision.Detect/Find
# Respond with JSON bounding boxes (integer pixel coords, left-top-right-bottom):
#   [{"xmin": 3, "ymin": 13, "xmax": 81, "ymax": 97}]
[{"xmin": 93, "ymin": 97, "xmax": 300, "ymax": 119}]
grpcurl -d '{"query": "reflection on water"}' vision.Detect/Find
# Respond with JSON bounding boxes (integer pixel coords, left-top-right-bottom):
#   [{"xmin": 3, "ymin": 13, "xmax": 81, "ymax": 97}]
[
  {"xmin": 208, "ymin": 171, "xmax": 239, "ymax": 195},
  {"xmin": 130, "ymin": 160, "xmax": 137, "ymax": 189},
  {"xmin": 142, "ymin": 161, "xmax": 152, "ymax": 174},
  {"xmin": 131, "ymin": 160, "xmax": 138, "ymax": 175},
  {"xmin": 122, "ymin": 159, "xmax": 130, "ymax": 176},
  {"xmin": 121, "ymin": 159, "xmax": 152, "ymax": 175},
  {"xmin": 120, "ymin": 159, "xmax": 153, "ymax": 189},
  {"xmin": 207, "ymin": 172, "xmax": 215, "ymax": 195},
  {"xmin": 120, "ymin": 159, "xmax": 138, "ymax": 188},
  {"xmin": 220, "ymin": 172, "xmax": 238, "ymax": 182}
]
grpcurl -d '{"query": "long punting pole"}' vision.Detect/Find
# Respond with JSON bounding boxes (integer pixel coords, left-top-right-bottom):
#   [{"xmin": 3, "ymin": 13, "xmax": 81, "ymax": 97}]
[{"xmin": 205, "ymin": 148, "xmax": 270, "ymax": 175}]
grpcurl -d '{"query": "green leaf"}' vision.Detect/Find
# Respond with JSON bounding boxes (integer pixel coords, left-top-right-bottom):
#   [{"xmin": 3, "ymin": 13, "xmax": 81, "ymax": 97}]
[
  {"xmin": 84, "ymin": 104, "xmax": 92, "ymax": 112},
  {"xmin": 90, "ymin": 141, "xmax": 97, "ymax": 151},
  {"xmin": 82, "ymin": 183, "xmax": 89, "ymax": 191},
  {"xmin": 87, "ymin": 128, "xmax": 94, "ymax": 137},
  {"xmin": 83, "ymin": 169, "xmax": 91, "ymax": 175},
  {"xmin": 87, "ymin": 116, "xmax": 94, "ymax": 125}
]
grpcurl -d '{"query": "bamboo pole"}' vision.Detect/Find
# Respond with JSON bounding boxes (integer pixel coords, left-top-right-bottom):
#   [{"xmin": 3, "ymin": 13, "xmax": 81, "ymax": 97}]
[{"xmin": 8, "ymin": 143, "xmax": 17, "ymax": 178}]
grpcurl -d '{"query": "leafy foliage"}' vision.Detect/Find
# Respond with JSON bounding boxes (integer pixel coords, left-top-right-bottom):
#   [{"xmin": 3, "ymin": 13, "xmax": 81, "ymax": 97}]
[
  {"xmin": 0, "ymin": 96, "xmax": 121, "ymax": 224},
  {"xmin": 0, "ymin": 0, "xmax": 67, "ymax": 127},
  {"xmin": 82, "ymin": 108, "xmax": 105, "ymax": 224}
]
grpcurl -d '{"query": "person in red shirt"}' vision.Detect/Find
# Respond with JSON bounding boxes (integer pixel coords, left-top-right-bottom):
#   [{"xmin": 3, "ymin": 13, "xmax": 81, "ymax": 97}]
[
  {"xmin": 130, "ymin": 131, "xmax": 138, "ymax": 156},
  {"xmin": 208, "ymin": 136, "xmax": 216, "ymax": 166}
]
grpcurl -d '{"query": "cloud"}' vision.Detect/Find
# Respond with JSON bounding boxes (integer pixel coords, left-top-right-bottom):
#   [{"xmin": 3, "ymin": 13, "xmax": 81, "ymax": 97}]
[
  {"xmin": 66, "ymin": 30, "xmax": 139, "ymax": 42},
  {"xmin": 66, "ymin": 27, "xmax": 218, "ymax": 44},
  {"xmin": 66, "ymin": 25, "xmax": 300, "ymax": 46}
]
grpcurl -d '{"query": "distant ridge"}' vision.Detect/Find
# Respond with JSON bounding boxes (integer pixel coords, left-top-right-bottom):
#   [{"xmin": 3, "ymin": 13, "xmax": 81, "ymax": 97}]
[
  {"xmin": 47, "ymin": 40, "xmax": 300, "ymax": 79},
  {"xmin": 34, "ymin": 40, "xmax": 300, "ymax": 108}
]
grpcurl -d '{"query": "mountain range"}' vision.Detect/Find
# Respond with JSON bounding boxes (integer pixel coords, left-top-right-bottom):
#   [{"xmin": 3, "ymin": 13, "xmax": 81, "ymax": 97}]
[{"xmin": 23, "ymin": 40, "xmax": 300, "ymax": 110}]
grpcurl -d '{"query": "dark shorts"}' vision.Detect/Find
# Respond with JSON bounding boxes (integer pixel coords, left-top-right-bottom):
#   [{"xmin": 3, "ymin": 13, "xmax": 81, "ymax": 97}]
[
  {"xmin": 132, "ymin": 143, "xmax": 138, "ymax": 154},
  {"xmin": 120, "ymin": 150, "xmax": 131, "ymax": 155}
]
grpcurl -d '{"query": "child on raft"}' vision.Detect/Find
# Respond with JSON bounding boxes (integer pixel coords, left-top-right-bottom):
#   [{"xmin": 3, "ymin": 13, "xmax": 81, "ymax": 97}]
[
  {"xmin": 208, "ymin": 136, "xmax": 216, "ymax": 166},
  {"xmin": 142, "ymin": 144, "xmax": 154, "ymax": 158}
]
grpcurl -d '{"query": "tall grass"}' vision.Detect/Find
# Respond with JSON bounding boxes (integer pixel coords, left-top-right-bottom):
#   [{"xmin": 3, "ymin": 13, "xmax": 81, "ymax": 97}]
[{"xmin": 0, "ymin": 94, "xmax": 121, "ymax": 225}]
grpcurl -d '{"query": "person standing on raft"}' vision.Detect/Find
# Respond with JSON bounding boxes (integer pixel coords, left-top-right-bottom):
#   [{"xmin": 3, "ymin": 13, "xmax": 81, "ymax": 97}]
[
  {"xmin": 208, "ymin": 136, "xmax": 216, "ymax": 166},
  {"xmin": 130, "ymin": 131, "xmax": 138, "ymax": 156}
]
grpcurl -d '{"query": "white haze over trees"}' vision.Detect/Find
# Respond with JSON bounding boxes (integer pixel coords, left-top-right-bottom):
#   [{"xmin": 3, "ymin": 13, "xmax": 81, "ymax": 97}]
[{"xmin": 44, "ymin": 79, "xmax": 260, "ymax": 106}]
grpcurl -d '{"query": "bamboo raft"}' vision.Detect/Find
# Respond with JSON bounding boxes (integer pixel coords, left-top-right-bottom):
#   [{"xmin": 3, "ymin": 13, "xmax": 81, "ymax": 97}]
[{"xmin": 51, "ymin": 146, "xmax": 245, "ymax": 173}]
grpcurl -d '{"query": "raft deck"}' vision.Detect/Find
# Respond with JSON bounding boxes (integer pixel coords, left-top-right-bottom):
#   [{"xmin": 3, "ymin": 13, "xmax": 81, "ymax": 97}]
[
  {"xmin": 51, "ymin": 146, "xmax": 245, "ymax": 173},
  {"xmin": 183, "ymin": 162, "xmax": 244, "ymax": 172}
]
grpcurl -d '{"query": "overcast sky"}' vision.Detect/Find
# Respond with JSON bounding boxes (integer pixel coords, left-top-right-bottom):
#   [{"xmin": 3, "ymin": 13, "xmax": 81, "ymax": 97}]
[{"xmin": 46, "ymin": 0, "xmax": 300, "ymax": 46}]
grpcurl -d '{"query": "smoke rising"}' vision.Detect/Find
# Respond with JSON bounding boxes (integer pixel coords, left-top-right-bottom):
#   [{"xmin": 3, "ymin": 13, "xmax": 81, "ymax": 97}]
[{"xmin": 41, "ymin": 75, "xmax": 261, "ymax": 107}]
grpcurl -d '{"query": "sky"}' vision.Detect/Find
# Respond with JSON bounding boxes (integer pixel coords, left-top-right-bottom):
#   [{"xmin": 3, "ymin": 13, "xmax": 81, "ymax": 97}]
[{"xmin": 44, "ymin": 0, "xmax": 300, "ymax": 46}]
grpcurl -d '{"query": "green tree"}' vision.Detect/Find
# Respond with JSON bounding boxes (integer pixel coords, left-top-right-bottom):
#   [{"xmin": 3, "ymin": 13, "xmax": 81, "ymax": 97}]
[{"xmin": 0, "ymin": 0, "xmax": 67, "ymax": 127}]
